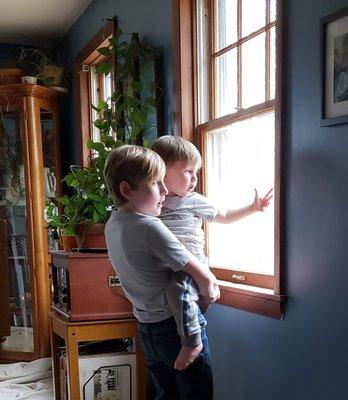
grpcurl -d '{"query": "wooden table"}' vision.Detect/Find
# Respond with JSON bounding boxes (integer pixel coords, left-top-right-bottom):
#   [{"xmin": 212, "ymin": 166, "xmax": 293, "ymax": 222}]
[{"xmin": 50, "ymin": 312, "xmax": 147, "ymax": 399}]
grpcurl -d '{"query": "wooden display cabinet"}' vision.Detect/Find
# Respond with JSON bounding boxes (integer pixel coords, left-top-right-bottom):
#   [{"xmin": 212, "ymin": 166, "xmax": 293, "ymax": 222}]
[{"xmin": 0, "ymin": 84, "xmax": 62, "ymax": 361}]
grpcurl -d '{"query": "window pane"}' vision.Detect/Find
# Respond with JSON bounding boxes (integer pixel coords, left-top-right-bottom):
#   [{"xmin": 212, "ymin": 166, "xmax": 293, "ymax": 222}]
[
  {"xmin": 270, "ymin": 0, "xmax": 276, "ymax": 22},
  {"xmin": 205, "ymin": 112, "xmax": 274, "ymax": 275},
  {"xmin": 242, "ymin": 0, "xmax": 266, "ymax": 37},
  {"xmin": 242, "ymin": 33, "xmax": 265, "ymax": 108},
  {"xmin": 216, "ymin": 49, "xmax": 238, "ymax": 117},
  {"xmin": 216, "ymin": 0, "xmax": 238, "ymax": 51},
  {"xmin": 104, "ymin": 72, "xmax": 113, "ymax": 106},
  {"xmin": 90, "ymin": 66, "xmax": 101, "ymax": 142},
  {"xmin": 270, "ymin": 26, "xmax": 275, "ymax": 100},
  {"xmin": 197, "ymin": 0, "xmax": 210, "ymax": 123}
]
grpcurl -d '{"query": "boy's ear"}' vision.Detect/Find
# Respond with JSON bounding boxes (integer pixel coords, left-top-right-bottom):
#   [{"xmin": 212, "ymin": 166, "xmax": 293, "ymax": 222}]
[{"xmin": 119, "ymin": 181, "xmax": 133, "ymax": 200}]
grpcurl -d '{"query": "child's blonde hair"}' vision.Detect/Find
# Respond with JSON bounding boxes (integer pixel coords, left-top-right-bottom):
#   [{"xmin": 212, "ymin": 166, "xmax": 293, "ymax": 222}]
[
  {"xmin": 104, "ymin": 145, "xmax": 165, "ymax": 205},
  {"xmin": 151, "ymin": 135, "xmax": 201, "ymax": 166}
]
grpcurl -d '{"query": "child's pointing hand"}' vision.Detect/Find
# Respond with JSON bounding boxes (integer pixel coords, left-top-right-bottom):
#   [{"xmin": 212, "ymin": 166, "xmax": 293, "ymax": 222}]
[{"xmin": 253, "ymin": 188, "xmax": 273, "ymax": 212}]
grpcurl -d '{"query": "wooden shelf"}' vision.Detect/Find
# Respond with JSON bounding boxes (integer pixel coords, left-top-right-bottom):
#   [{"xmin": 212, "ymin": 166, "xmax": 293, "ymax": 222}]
[{"xmin": 50, "ymin": 312, "xmax": 147, "ymax": 400}]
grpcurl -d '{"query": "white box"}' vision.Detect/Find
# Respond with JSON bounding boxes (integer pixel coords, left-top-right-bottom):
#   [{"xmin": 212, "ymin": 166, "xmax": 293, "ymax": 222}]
[{"xmin": 78, "ymin": 352, "xmax": 137, "ymax": 400}]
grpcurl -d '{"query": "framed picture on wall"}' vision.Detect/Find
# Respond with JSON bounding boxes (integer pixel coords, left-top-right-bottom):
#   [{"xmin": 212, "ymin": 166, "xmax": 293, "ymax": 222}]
[{"xmin": 320, "ymin": 7, "xmax": 348, "ymax": 126}]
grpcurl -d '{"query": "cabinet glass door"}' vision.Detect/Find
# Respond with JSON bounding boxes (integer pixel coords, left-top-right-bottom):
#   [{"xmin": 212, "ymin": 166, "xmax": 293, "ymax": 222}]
[
  {"xmin": 41, "ymin": 108, "xmax": 59, "ymax": 251},
  {"xmin": 0, "ymin": 106, "xmax": 34, "ymax": 353}
]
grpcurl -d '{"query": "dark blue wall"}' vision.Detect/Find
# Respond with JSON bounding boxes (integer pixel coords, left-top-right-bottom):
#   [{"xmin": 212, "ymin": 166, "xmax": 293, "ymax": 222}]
[
  {"xmin": 56, "ymin": 0, "xmax": 172, "ymax": 172},
  {"xmin": 0, "ymin": 43, "xmax": 22, "ymax": 60},
  {"xmin": 58, "ymin": 0, "xmax": 348, "ymax": 398},
  {"xmin": 207, "ymin": 1, "xmax": 348, "ymax": 399}
]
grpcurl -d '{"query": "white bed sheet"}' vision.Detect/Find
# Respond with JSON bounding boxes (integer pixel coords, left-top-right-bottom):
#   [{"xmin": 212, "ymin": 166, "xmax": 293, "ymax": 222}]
[{"xmin": 0, "ymin": 358, "xmax": 53, "ymax": 400}]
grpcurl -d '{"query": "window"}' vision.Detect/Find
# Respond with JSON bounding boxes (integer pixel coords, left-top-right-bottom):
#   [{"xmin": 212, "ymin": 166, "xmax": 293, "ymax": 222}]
[
  {"xmin": 75, "ymin": 20, "xmax": 115, "ymax": 166},
  {"xmin": 173, "ymin": 0, "xmax": 285, "ymax": 318}
]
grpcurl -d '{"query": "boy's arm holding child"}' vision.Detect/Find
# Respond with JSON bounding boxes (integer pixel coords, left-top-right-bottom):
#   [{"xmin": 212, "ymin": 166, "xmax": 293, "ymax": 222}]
[
  {"xmin": 214, "ymin": 188, "xmax": 273, "ymax": 224},
  {"xmin": 181, "ymin": 259, "xmax": 220, "ymax": 303}
]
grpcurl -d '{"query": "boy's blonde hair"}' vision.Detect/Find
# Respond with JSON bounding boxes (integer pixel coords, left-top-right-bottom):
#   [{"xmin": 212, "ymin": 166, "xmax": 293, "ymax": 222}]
[
  {"xmin": 104, "ymin": 145, "xmax": 165, "ymax": 205},
  {"xmin": 151, "ymin": 135, "xmax": 201, "ymax": 166}
]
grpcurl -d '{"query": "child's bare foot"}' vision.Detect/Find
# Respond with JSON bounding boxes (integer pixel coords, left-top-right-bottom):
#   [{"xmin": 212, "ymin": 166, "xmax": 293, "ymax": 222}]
[{"xmin": 174, "ymin": 343, "xmax": 203, "ymax": 370}]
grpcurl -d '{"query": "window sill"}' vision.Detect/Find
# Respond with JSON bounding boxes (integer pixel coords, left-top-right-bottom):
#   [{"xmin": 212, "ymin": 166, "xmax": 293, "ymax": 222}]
[{"xmin": 217, "ymin": 280, "xmax": 286, "ymax": 319}]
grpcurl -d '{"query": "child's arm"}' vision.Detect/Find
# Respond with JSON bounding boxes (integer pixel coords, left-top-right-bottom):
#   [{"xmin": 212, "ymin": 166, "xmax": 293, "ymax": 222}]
[{"xmin": 214, "ymin": 188, "xmax": 273, "ymax": 224}]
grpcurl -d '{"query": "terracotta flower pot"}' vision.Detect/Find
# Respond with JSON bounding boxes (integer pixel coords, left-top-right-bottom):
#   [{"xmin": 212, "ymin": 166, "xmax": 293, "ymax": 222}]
[
  {"xmin": 74, "ymin": 223, "xmax": 107, "ymax": 249},
  {"xmin": 60, "ymin": 236, "xmax": 78, "ymax": 251}
]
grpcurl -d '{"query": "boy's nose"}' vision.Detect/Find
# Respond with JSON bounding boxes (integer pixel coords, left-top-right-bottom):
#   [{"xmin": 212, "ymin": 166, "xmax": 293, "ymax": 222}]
[{"xmin": 161, "ymin": 182, "xmax": 169, "ymax": 195}]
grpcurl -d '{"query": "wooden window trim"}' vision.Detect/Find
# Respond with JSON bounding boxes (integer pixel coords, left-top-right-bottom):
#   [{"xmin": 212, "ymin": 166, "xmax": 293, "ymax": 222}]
[
  {"xmin": 173, "ymin": 0, "xmax": 195, "ymax": 142},
  {"xmin": 218, "ymin": 281, "xmax": 285, "ymax": 319},
  {"xmin": 75, "ymin": 20, "xmax": 115, "ymax": 166},
  {"xmin": 173, "ymin": 0, "xmax": 285, "ymax": 318}
]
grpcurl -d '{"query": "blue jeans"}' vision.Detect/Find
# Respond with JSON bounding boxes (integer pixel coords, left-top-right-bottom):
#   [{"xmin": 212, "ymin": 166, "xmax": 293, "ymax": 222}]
[{"xmin": 138, "ymin": 315, "xmax": 213, "ymax": 400}]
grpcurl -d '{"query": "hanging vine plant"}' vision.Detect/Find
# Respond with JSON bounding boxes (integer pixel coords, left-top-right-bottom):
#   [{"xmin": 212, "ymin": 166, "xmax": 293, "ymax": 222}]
[{"xmin": 45, "ymin": 17, "xmax": 163, "ymax": 242}]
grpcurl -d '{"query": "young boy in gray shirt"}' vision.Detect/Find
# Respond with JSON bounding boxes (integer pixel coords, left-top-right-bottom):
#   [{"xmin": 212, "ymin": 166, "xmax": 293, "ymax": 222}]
[
  {"xmin": 152, "ymin": 135, "xmax": 272, "ymax": 350},
  {"xmin": 104, "ymin": 145, "xmax": 219, "ymax": 399}
]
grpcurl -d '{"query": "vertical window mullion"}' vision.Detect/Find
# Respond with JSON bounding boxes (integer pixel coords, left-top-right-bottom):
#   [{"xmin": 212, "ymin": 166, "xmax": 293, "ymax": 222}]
[
  {"xmin": 211, "ymin": 0, "xmax": 216, "ymax": 119},
  {"xmin": 237, "ymin": 0, "xmax": 242, "ymax": 110},
  {"xmin": 98, "ymin": 74, "xmax": 105, "ymax": 102},
  {"xmin": 265, "ymin": 0, "xmax": 271, "ymax": 101}
]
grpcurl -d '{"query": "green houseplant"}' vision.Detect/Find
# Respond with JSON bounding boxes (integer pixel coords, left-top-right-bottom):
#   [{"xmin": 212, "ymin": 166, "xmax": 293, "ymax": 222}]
[
  {"xmin": 45, "ymin": 23, "xmax": 161, "ymax": 249},
  {"xmin": 18, "ymin": 47, "xmax": 67, "ymax": 87},
  {"xmin": 45, "ymin": 165, "xmax": 112, "ymax": 248}
]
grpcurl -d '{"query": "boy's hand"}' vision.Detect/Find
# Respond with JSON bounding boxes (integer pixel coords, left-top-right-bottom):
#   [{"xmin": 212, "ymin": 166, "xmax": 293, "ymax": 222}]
[
  {"xmin": 174, "ymin": 343, "xmax": 203, "ymax": 370},
  {"xmin": 198, "ymin": 296, "xmax": 212, "ymax": 313},
  {"xmin": 253, "ymin": 188, "xmax": 273, "ymax": 212},
  {"xmin": 200, "ymin": 278, "xmax": 220, "ymax": 304}
]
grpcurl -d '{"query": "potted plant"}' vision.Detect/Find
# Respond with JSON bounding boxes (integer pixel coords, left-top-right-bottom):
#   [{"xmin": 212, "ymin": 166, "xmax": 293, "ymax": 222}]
[
  {"xmin": 18, "ymin": 47, "xmax": 68, "ymax": 89},
  {"xmin": 45, "ymin": 164, "xmax": 113, "ymax": 249},
  {"xmin": 45, "ymin": 23, "xmax": 161, "ymax": 250}
]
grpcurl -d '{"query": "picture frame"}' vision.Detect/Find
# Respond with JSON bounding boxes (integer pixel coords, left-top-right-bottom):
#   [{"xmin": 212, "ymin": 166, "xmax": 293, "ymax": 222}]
[{"xmin": 320, "ymin": 7, "xmax": 348, "ymax": 126}]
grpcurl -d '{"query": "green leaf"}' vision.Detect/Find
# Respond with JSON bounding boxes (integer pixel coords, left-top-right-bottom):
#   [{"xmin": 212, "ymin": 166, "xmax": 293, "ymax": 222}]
[
  {"xmin": 97, "ymin": 203, "xmax": 107, "ymax": 215},
  {"xmin": 95, "ymin": 62, "xmax": 113, "ymax": 75},
  {"xmin": 94, "ymin": 119, "xmax": 103, "ymax": 129},
  {"xmin": 86, "ymin": 139, "xmax": 95, "ymax": 150},
  {"xmin": 131, "ymin": 81, "xmax": 142, "ymax": 91},
  {"xmin": 132, "ymin": 110, "xmax": 148, "ymax": 127},
  {"xmin": 93, "ymin": 210, "xmax": 101, "ymax": 223},
  {"xmin": 97, "ymin": 47, "xmax": 111, "ymax": 56},
  {"xmin": 87, "ymin": 193, "xmax": 103, "ymax": 202},
  {"xmin": 98, "ymin": 100, "xmax": 109, "ymax": 110},
  {"xmin": 126, "ymin": 96, "xmax": 140, "ymax": 107},
  {"xmin": 57, "ymin": 196, "xmax": 70, "ymax": 206},
  {"xmin": 91, "ymin": 104, "xmax": 100, "ymax": 112},
  {"xmin": 142, "ymin": 137, "xmax": 150, "ymax": 148},
  {"xmin": 145, "ymin": 96, "xmax": 157, "ymax": 108},
  {"xmin": 108, "ymin": 37, "xmax": 118, "ymax": 48}
]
